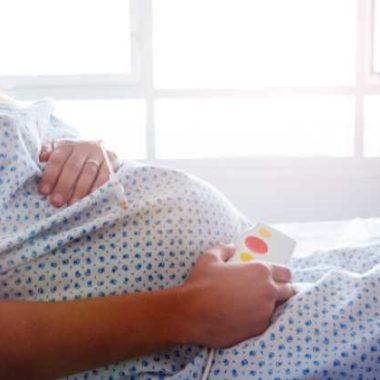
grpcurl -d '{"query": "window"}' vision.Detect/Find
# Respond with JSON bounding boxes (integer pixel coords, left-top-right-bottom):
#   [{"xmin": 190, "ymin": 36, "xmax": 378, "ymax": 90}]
[
  {"xmin": 53, "ymin": 99, "xmax": 146, "ymax": 159},
  {"xmin": 1, "ymin": 0, "xmax": 380, "ymax": 161},
  {"xmin": 156, "ymin": 97, "xmax": 354, "ymax": 159},
  {"xmin": 374, "ymin": 0, "xmax": 380, "ymax": 73},
  {"xmin": 153, "ymin": 0, "xmax": 356, "ymax": 88},
  {"xmin": 0, "ymin": 0, "xmax": 135, "ymax": 80},
  {"xmin": 364, "ymin": 96, "xmax": 380, "ymax": 156}
]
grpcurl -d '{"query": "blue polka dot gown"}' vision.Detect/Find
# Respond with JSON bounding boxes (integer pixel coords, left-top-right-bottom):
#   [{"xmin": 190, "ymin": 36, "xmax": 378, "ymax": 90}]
[{"xmin": 1, "ymin": 100, "xmax": 380, "ymax": 379}]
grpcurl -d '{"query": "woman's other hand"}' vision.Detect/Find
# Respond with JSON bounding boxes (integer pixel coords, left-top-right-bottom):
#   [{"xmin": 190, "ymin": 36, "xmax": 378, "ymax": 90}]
[
  {"xmin": 39, "ymin": 140, "xmax": 120, "ymax": 207},
  {"xmin": 179, "ymin": 243, "xmax": 295, "ymax": 348}
]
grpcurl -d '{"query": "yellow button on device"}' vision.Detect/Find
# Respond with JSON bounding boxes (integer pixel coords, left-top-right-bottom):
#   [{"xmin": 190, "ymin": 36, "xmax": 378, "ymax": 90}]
[
  {"xmin": 259, "ymin": 227, "xmax": 272, "ymax": 238},
  {"xmin": 240, "ymin": 252, "xmax": 255, "ymax": 262}
]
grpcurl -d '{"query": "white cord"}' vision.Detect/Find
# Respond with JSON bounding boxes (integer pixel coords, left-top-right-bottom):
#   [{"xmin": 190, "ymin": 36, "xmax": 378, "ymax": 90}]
[
  {"xmin": 99, "ymin": 141, "xmax": 128, "ymax": 210},
  {"xmin": 201, "ymin": 348, "xmax": 215, "ymax": 380}
]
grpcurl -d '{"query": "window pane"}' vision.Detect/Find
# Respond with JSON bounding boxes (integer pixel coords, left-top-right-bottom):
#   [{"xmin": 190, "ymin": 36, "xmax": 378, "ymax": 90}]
[
  {"xmin": 375, "ymin": 0, "xmax": 380, "ymax": 72},
  {"xmin": 155, "ymin": 97, "xmax": 354, "ymax": 159},
  {"xmin": 53, "ymin": 99, "xmax": 146, "ymax": 159},
  {"xmin": 154, "ymin": 0, "xmax": 356, "ymax": 88},
  {"xmin": 0, "ymin": 0, "xmax": 131, "ymax": 76},
  {"xmin": 364, "ymin": 96, "xmax": 380, "ymax": 157}
]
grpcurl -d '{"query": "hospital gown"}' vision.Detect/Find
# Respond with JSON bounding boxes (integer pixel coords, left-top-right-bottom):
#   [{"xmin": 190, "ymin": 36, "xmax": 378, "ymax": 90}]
[{"xmin": 1, "ymin": 100, "xmax": 380, "ymax": 380}]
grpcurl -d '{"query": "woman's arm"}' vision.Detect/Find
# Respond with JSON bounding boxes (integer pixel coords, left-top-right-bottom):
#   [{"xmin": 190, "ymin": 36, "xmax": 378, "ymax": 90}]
[
  {"xmin": 0, "ymin": 287, "xmax": 186, "ymax": 380},
  {"xmin": 0, "ymin": 244, "xmax": 294, "ymax": 380}
]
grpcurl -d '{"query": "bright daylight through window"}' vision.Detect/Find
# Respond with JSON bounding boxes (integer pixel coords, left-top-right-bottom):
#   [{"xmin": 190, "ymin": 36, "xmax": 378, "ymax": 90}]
[
  {"xmin": 374, "ymin": 0, "xmax": 380, "ymax": 73},
  {"xmin": 153, "ymin": 0, "xmax": 355, "ymax": 87},
  {"xmin": 2, "ymin": 0, "xmax": 380, "ymax": 160},
  {"xmin": 0, "ymin": 0, "xmax": 131, "ymax": 76}
]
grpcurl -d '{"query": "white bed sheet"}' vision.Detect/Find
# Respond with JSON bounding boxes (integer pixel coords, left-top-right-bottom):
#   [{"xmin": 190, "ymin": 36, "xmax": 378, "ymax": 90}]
[{"xmin": 275, "ymin": 217, "xmax": 380, "ymax": 258}]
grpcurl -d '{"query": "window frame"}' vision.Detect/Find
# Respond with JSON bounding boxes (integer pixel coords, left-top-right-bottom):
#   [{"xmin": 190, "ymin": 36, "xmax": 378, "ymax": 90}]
[
  {"xmin": 368, "ymin": 0, "xmax": 380, "ymax": 82},
  {"xmin": 4, "ymin": 0, "xmax": 380, "ymax": 162}
]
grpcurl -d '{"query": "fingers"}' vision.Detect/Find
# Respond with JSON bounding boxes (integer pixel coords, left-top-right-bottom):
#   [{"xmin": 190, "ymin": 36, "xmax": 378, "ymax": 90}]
[
  {"xmin": 39, "ymin": 144, "xmax": 72, "ymax": 195},
  {"xmin": 68, "ymin": 155, "xmax": 103, "ymax": 205},
  {"xmin": 49, "ymin": 151, "xmax": 89, "ymax": 207},
  {"xmin": 90, "ymin": 161, "xmax": 110, "ymax": 193},
  {"xmin": 39, "ymin": 144, "xmax": 53, "ymax": 162},
  {"xmin": 275, "ymin": 283, "xmax": 296, "ymax": 302},
  {"xmin": 270, "ymin": 265, "xmax": 294, "ymax": 302},
  {"xmin": 270, "ymin": 264, "xmax": 292, "ymax": 283},
  {"xmin": 219, "ymin": 244, "xmax": 235, "ymax": 262},
  {"xmin": 39, "ymin": 140, "xmax": 117, "ymax": 207},
  {"xmin": 204, "ymin": 243, "xmax": 235, "ymax": 264}
]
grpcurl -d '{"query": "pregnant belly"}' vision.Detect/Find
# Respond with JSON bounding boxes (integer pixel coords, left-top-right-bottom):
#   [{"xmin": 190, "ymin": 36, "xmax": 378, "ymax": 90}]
[{"xmin": 0, "ymin": 164, "xmax": 249, "ymax": 302}]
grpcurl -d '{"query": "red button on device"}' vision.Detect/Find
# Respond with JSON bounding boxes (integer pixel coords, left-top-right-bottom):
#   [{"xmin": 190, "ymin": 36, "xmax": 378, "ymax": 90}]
[{"xmin": 245, "ymin": 236, "xmax": 268, "ymax": 254}]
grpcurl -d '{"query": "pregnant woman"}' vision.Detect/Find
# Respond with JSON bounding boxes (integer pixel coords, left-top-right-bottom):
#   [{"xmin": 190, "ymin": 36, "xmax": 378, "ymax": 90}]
[{"xmin": 1, "ymin": 94, "xmax": 380, "ymax": 380}]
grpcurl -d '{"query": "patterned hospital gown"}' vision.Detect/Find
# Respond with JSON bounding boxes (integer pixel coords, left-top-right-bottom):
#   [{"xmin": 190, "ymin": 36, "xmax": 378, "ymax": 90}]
[{"xmin": 1, "ymin": 100, "xmax": 380, "ymax": 380}]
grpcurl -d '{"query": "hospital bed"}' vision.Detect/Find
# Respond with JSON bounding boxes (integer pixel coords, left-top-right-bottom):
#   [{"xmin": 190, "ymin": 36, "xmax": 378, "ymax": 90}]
[{"xmin": 276, "ymin": 217, "xmax": 380, "ymax": 258}]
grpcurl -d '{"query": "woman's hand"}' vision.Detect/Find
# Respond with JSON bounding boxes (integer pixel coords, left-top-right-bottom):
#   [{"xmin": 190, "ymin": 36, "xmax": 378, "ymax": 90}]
[
  {"xmin": 39, "ymin": 140, "xmax": 120, "ymax": 207},
  {"xmin": 179, "ymin": 244, "xmax": 295, "ymax": 348}
]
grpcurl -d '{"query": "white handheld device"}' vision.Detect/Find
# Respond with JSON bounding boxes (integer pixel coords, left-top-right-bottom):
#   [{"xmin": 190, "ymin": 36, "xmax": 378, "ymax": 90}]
[{"xmin": 229, "ymin": 222, "xmax": 297, "ymax": 265}]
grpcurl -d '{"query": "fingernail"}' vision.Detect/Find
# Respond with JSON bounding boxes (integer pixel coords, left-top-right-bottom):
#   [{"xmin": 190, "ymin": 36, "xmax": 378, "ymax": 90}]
[
  {"xmin": 40, "ymin": 184, "xmax": 50, "ymax": 194},
  {"xmin": 52, "ymin": 193, "xmax": 63, "ymax": 207}
]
